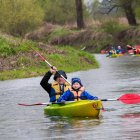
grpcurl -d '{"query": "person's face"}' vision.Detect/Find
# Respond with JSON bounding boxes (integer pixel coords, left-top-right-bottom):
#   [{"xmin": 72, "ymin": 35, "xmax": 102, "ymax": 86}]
[
  {"xmin": 72, "ymin": 82, "xmax": 81, "ymax": 89},
  {"xmin": 56, "ymin": 77, "xmax": 66, "ymax": 84}
]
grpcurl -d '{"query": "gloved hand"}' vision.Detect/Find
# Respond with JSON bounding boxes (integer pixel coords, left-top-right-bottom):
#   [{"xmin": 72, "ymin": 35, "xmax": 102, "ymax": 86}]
[
  {"xmin": 61, "ymin": 100, "xmax": 65, "ymax": 104},
  {"xmin": 94, "ymin": 97, "xmax": 98, "ymax": 100},
  {"xmin": 50, "ymin": 66, "xmax": 57, "ymax": 75}
]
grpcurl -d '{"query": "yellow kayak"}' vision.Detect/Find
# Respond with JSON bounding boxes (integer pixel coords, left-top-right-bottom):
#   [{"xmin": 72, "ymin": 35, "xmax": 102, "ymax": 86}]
[
  {"xmin": 44, "ymin": 100, "xmax": 103, "ymax": 118},
  {"xmin": 110, "ymin": 53, "xmax": 124, "ymax": 58}
]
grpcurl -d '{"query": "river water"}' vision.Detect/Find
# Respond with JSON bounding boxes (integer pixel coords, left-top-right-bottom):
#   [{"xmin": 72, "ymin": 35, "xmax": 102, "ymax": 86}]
[{"xmin": 0, "ymin": 54, "xmax": 140, "ymax": 140}]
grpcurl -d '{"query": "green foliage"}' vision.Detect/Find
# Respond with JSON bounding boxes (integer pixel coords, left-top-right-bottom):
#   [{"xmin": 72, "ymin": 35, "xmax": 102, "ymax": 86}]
[
  {"xmin": 0, "ymin": 67, "xmax": 45, "ymax": 81},
  {"xmin": 41, "ymin": 0, "xmax": 76, "ymax": 24},
  {"xmin": 17, "ymin": 56, "xmax": 31, "ymax": 66},
  {"xmin": 45, "ymin": 46, "xmax": 99, "ymax": 72},
  {"xmin": 100, "ymin": 20, "xmax": 127, "ymax": 34},
  {"xmin": 0, "ymin": 36, "xmax": 99, "ymax": 80},
  {"xmin": 17, "ymin": 41, "xmax": 36, "ymax": 52},
  {"xmin": 135, "ymin": 6, "xmax": 140, "ymax": 19},
  {"xmin": 91, "ymin": 0, "xmax": 100, "ymax": 19},
  {"xmin": 0, "ymin": 38, "xmax": 16, "ymax": 56},
  {"xmin": 48, "ymin": 27, "xmax": 72, "ymax": 42},
  {"xmin": 0, "ymin": 0, "xmax": 44, "ymax": 36},
  {"xmin": 0, "ymin": 35, "xmax": 37, "ymax": 57},
  {"xmin": 39, "ymin": 0, "xmax": 90, "ymax": 25}
]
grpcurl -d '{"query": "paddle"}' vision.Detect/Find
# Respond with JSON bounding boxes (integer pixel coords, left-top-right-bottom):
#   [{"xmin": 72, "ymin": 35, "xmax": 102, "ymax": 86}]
[
  {"xmin": 18, "ymin": 94, "xmax": 140, "ymax": 106},
  {"xmin": 18, "ymin": 101, "xmax": 74, "ymax": 106},
  {"xmin": 31, "ymin": 47, "xmax": 71, "ymax": 85},
  {"xmin": 18, "ymin": 102, "xmax": 50, "ymax": 106},
  {"xmin": 101, "ymin": 93, "xmax": 140, "ymax": 104}
]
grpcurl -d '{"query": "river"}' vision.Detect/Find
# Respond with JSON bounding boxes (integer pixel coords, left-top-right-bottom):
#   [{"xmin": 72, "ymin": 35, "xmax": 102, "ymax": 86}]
[{"xmin": 0, "ymin": 54, "xmax": 140, "ymax": 140}]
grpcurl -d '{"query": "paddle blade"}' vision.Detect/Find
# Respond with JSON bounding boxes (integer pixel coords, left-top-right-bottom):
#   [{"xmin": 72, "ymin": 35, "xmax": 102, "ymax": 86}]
[{"xmin": 118, "ymin": 93, "xmax": 140, "ymax": 104}]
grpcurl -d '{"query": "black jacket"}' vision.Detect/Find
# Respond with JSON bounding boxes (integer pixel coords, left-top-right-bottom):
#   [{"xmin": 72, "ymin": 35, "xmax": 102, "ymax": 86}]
[{"xmin": 40, "ymin": 71, "xmax": 52, "ymax": 94}]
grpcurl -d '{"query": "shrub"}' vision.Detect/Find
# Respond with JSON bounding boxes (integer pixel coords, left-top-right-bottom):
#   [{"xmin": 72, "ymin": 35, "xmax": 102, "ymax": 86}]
[
  {"xmin": 0, "ymin": 0, "xmax": 44, "ymax": 36},
  {"xmin": 100, "ymin": 19, "xmax": 126, "ymax": 34}
]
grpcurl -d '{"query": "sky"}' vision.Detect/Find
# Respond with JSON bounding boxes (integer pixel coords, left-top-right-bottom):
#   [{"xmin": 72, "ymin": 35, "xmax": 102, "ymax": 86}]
[
  {"xmin": 84, "ymin": 0, "xmax": 103, "ymax": 3},
  {"xmin": 84, "ymin": 0, "xmax": 103, "ymax": 6}
]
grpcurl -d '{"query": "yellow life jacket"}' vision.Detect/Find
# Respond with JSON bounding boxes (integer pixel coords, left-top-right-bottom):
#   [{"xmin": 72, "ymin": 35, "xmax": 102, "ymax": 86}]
[
  {"xmin": 69, "ymin": 86, "xmax": 85, "ymax": 101},
  {"xmin": 51, "ymin": 81, "xmax": 70, "ymax": 99}
]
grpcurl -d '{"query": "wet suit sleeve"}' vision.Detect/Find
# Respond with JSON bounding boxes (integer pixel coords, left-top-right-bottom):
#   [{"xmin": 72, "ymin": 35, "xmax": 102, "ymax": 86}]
[{"xmin": 40, "ymin": 71, "xmax": 52, "ymax": 93}]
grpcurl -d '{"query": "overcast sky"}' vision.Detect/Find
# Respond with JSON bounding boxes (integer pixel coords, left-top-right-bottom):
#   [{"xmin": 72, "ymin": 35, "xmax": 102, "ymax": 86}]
[{"xmin": 84, "ymin": 0, "xmax": 103, "ymax": 5}]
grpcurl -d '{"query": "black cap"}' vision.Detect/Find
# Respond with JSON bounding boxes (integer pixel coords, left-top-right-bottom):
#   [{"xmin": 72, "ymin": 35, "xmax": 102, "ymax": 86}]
[{"xmin": 53, "ymin": 70, "xmax": 67, "ymax": 80}]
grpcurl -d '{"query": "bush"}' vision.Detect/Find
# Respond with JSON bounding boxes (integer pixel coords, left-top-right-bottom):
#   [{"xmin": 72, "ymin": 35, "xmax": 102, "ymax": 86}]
[
  {"xmin": 0, "ymin": 0, "xmax": 44, "ymax": 36},
  {"xmin": 100, "ymin": 20, "xmax": 126, "ymax": 34},
  {"xmin": 0, "ymin": 38, "xmax": 16, "ymax": 57}
]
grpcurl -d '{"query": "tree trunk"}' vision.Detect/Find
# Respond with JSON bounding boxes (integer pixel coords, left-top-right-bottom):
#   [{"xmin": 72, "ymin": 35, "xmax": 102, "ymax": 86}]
[
  {"xmin": 75, "ymin": 0, "xmax": 85, "ymax": 29},
  {"xmin": 122, "ymin": 2, "xmax": 137, "ymax": 26}
]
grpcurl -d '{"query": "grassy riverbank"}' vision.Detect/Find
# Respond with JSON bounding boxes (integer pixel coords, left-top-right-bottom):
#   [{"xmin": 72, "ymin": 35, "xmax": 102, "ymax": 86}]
[{"xmin": 0, "ymin": 34, "xmax": 99, "ymax": 81}]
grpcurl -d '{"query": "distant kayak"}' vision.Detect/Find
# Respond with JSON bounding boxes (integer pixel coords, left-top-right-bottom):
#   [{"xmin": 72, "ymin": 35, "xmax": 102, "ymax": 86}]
[
  {"xmin": 44, "ymin": 100, "xmax": 103, "ymax": 118},
  {"xmin": 101, "ymin": 50, "xmax": 108, "ymax": 54},
  {"xmin": 127, "ymin": 45, "xmax": 140, "ymax": 55},
  {"xmin": 128, "ymin": 50, "xmax": 134, "ymax": 55},
  {"xmin": 106, "ymin": 53, "xmax": 124, "ymax": 58}
]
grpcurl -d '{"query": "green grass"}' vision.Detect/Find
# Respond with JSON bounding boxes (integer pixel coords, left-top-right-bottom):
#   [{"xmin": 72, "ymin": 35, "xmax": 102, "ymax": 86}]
[
  {"xmin": 47, "ymin": 27, "xmax": 73, "ymax": 43},
  {"xmin": 0, "ymin": 67, "xmax": 45, "ymax": 81},
  {"xmin": 48, "ymin": 46, "xmax": 99, "ymax": 72},
  {"xmin": 100, "ymin": 20, "xmax": 128, "ymax": 35},
  {"xmin": 0, "ymin": 43, "xmax": 99, "ymax": 80},
  {"xmin": 0, "ymin": 36, "xmax": 36, "ymax": 57},
  {"xmin": 0, "ymin": 38, "xmax": 16, "ymax": 56}
]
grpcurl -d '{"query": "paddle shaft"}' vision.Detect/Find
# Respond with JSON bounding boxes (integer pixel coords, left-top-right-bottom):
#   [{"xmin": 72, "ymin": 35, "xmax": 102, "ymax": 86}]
[
  {"xmin": 18, "ymin": 103, "xmax": 49, "ymax": 106},
  {"xmin": 31, "ymin": 47, "xmax": 71, "ymax": 85},
  {"xmin": 18, "ymin": 101, "xmax": 75, "ymax": 106},
  {"xmin": 101, "ymin": 99, "xmax": 118, "ymax": 101}
]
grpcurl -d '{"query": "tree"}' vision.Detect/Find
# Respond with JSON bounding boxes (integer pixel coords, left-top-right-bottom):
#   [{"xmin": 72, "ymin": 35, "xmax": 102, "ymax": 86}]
[
  {"xmin": 40, "ymin": 0, "xmax": 76, "ymax": 24},
  {"xmin": 0, "ymin": 0, "xmax": 44, "ymax": 36},
  {"xmin": 120, "ymin": 0, "xmax": 137, "ymax": 26},
  {"xmin": 99, "ymin": 0, "xmax": 137, "ymax": 26},
  {"xmin": 75, "ymin": 0, "xmax": 85, "ymax": 28},
  {"xmin": 38, "ymin": 0, "xmax": 88, "ymax": 28}
]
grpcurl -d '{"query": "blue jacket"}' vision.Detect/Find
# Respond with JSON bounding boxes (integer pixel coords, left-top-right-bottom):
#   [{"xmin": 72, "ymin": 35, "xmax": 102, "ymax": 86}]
[{"xmin": 57, "ymin": 88, "xmax": 98, "ymax": 102}]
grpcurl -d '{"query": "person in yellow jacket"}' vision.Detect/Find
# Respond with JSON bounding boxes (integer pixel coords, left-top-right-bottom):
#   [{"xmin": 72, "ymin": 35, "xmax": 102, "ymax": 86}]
[{"xmin": 40, "ymin": 66, "xmax": 70, "ymax": 102}]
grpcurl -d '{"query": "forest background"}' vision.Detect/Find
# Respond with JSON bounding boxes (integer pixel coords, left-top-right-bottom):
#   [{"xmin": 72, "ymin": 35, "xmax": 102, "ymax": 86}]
[{"xmin": 0, "ymin": 0, "xmax": 140, "ymax": 80}]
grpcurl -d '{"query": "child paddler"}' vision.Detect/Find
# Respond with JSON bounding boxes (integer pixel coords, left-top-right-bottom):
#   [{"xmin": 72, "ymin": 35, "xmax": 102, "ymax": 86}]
[{"xmin": 57, "ymin": 77, "xmax": 98, "ymax": 103}]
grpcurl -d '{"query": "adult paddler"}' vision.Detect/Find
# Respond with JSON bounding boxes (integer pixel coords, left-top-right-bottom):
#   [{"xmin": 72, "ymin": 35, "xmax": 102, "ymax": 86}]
[{"xmin": 40, "ymin": 66, "xmax": 70, "ymax": 102}]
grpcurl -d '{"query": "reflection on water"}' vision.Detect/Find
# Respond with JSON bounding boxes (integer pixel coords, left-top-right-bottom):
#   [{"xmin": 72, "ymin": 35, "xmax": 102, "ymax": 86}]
[
  {"xmin": 121, "ymin": 113, "xmax": 140, "ymax": 118},
  {"xmin": 119, "ymin": 112, "xmax": 140, "ymax": 140},
  {"xmin": 46, "ymin": 115, "xmax": 102, "ymax": 129},
  {"xmin": 0, "ymin": 54, "xmax": 140, "ymax": 140},
  {"xmin": 43, "ymin": 116, "xmax": 103, "ymax": 139}
]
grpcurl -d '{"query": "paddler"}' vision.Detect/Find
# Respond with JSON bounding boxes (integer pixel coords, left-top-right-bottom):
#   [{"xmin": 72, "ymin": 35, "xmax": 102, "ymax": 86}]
[
  {"xmin": 57, "ymin": 77, "xmax": 98, "ymax": 103},
  {"xmin": 40, "ymin": 66, "xmax": 70, "ymax": 102}
]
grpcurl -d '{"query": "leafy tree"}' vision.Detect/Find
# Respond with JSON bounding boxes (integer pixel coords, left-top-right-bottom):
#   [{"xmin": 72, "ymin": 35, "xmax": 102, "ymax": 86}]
[
  {"xmin": 39, "ymin": 0, "xmax": 89, "ymax": 28},
  {"xmin": 135, "ymin": 0, "xmax": 140, "ymax": 19},
  {"xmin": 0, "ymin": 0, "xmax": 44, "ymax": 36},
  {"xmin": 120, "ymin": 0, "xmax": 137, "ymax": 26},
  {"xmin": 99, "ymin": 0, "xmax": 138, "ymax": 26},
  {"xmin": 40, "ymin": 0, "xmax": 76, "ymax": 24}
]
